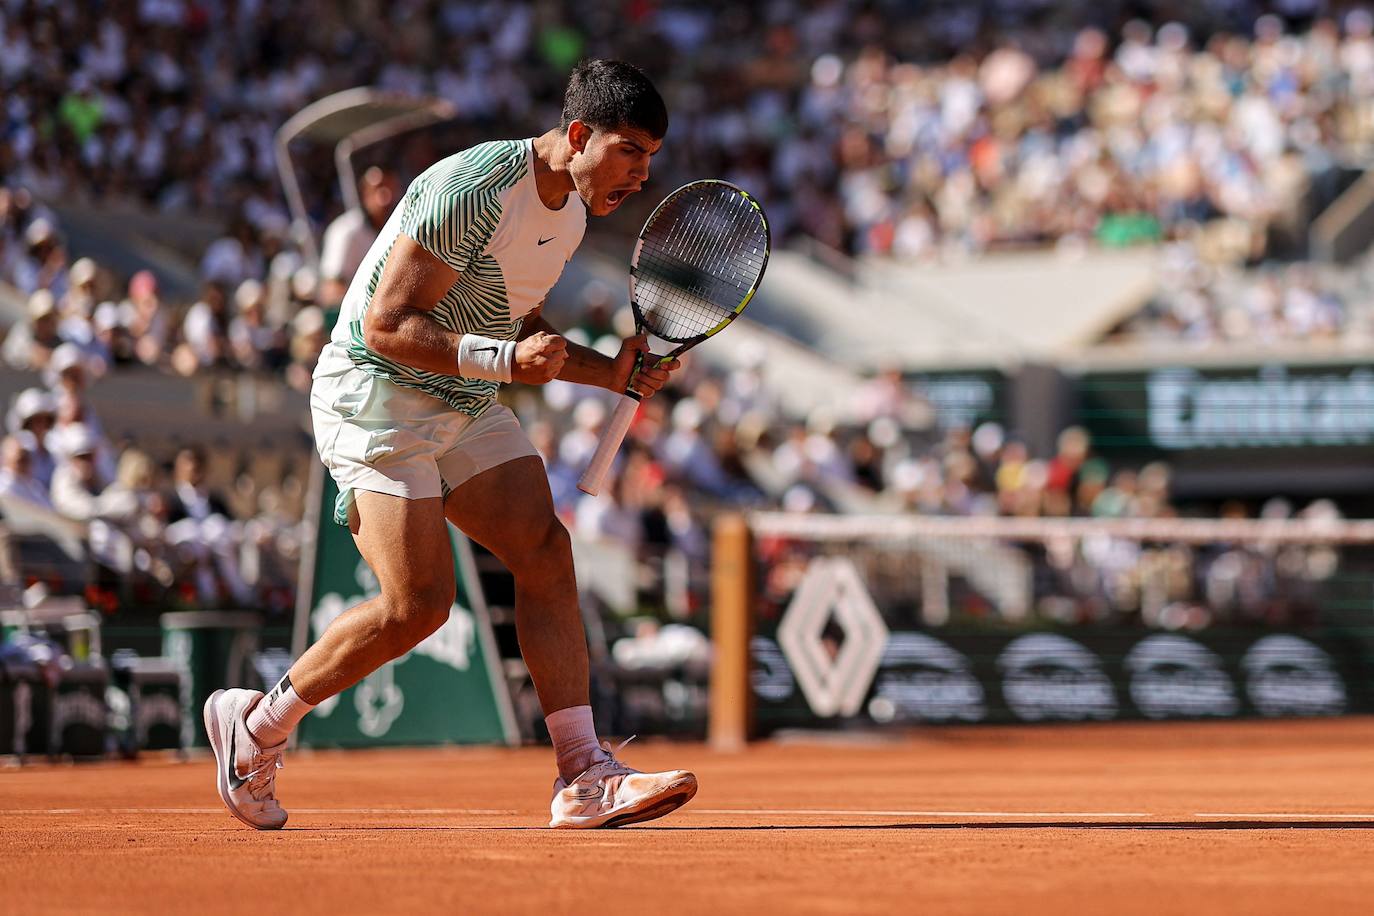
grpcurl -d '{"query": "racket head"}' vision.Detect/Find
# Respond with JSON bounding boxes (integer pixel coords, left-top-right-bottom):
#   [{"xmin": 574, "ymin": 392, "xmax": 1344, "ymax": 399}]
[{"xmin": 628, "ymin": 180, "xmax": 770, "ymax": 352}]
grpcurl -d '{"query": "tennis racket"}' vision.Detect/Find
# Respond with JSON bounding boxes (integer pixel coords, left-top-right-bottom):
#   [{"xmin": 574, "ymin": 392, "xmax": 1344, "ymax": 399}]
[{"xmin": 578, "ymin": 179, "xmax": 770, "ymax": 496}]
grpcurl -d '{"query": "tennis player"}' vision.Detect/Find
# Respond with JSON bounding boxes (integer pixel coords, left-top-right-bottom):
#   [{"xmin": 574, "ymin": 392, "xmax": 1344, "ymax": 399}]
[{"xmin": 205, "ymin": 60, "xmax": 697, "ymax": 830}]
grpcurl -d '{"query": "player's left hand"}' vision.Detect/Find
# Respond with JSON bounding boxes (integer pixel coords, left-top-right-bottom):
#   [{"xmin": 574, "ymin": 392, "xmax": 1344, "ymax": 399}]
[{"xmin": 612, "ymin": 333, "xmax": 679, "ymax": 398}]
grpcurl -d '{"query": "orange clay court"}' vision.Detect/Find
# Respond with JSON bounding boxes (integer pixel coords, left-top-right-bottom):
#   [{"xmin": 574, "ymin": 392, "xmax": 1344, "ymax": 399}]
[{"xmin": 3, "ymin": 717, "xmax": 1373, "ymax": 915}]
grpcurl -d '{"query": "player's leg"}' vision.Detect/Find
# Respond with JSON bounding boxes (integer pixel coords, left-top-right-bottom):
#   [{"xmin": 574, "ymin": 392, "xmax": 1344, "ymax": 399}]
[
  {"xmin": 444, "ymin": 457, "xmax": 588, "ymax": 727},
  {"xmin": 444, "ymin": 454, "xmax": 697, "ymax": 828},
  {"xmin": 285, "ymin": 490, "xmax": 455, "ymax": 702},
  {"xmin": 205, "ymin": 490, "xmax": 453, "ymax": 830}
]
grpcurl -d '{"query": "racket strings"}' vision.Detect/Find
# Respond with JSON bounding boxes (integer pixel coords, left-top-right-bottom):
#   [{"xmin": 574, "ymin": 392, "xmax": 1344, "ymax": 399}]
[{"xmin": 633, "ymin": 186, "xmax": 767, "ymax": 342}]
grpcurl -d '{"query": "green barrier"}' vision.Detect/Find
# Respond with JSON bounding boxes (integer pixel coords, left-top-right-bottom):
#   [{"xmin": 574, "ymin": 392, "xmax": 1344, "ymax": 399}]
[
  {"xmin": 293, "ymin": 470, "xmax": 516, "ymax": 748},
  {"xmin": 161, "ymin": 611, "xmax": 262, "ymax": 748}
]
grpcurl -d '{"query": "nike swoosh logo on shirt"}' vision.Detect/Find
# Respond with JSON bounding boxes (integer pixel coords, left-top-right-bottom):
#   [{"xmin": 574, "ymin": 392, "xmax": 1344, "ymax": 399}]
[{"xmin": 538, "ymin": 236, "xmax": 556, "ymax": 246}]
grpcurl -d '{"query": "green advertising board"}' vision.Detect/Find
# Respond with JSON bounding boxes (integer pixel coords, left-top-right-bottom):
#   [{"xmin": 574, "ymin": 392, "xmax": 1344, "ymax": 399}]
[
  {"xmin": 1079, "ymin": 362, "xmax": 1374, "ymax": 455},
  {"xmin": 292, "ymin": 468, "xmax": 517, "ymax": 747},
  {"xmin": 906, "ymin": 370, "xmax": 1006, "ymax": 431},
  {"xmin": 1076, "ymin": 361, "xmax": 1374, "ymax": 496}
]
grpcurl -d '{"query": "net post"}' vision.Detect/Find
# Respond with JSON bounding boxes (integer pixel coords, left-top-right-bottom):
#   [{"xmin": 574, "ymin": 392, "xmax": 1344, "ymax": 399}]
[{"xmin": 709, "ymin": 512, "xmax": 753, "ymax": 752}]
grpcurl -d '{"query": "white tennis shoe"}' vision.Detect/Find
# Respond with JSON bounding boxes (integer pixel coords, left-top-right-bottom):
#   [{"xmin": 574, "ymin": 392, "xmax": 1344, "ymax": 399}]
[
  {"xmin": 203, "ymin": 688, "xmax": 288, "ymax": 830},
  {"xmin": 549, "ymin": 738, "xmax": 698, "ymax": 829}
]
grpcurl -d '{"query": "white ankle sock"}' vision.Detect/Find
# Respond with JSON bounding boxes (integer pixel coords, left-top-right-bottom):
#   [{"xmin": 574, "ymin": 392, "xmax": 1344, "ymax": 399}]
[
  {"xmin": 545, "ymin": 705, "xmax": 605, "ymax": 782},
  {"xmin": 246, "ymin": 674, "xmax": 315, "ymax": 747}
]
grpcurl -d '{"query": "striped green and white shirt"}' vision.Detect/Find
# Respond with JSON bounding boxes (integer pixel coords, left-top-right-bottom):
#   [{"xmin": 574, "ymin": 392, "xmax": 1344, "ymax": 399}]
[{"xmin": 315, "ymin": 138, "xmax": 587, "ymax": 415}]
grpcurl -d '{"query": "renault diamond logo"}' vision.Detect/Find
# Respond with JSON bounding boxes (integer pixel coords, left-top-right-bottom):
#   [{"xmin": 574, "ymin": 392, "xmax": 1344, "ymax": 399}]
[{"xmin": 777, "ymin": 557, "xmax": 888, "ymax": 717}]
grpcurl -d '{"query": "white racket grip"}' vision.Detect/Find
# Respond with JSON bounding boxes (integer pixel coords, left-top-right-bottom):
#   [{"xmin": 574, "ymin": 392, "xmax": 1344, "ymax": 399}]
[{"xmin": 578, "ymin": 393, "xmax": 640, "ymax": 496}]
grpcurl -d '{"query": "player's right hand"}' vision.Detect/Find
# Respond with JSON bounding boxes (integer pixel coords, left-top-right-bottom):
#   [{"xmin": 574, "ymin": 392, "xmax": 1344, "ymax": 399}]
[{"xmin": 512, "ymin": 331, "xmax": 567, "ymax": 384}]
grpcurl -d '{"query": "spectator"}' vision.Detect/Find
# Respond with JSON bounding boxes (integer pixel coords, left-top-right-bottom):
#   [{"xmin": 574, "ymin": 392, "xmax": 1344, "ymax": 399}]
[
  {"xmin": 575, "ymin": 468, "xmax": 644, "ymax": 550},
  {"xmin": 48, "ymin": 383, "xmax": 117, "ymax": 485},
  {"xmin": 285, "ymin": 304, "xmax": 327, "ymax": 392},
  {"xmin": 12, "ymin": 218, "xmax": 68, "ymax": 298},
  {"xmin": 7, "ymin": 388, "xmax": 58, "ymax": 489},
  {"xmin": 49, "ymin": 425, "xmax": 110, "ymax": 521},
  {"xmin": 659, "ymin": 398, "xmax": 732, "ymax": 497},
  {"xmin": 317, "ymin": 166, "xmax": 400, "ymax": 307},
  {"xmin": 529, "ymin": 419, "xmax": 580, "ymax": 519},
  {"xmin": 164, "ymin": 446, "xmax": 252, "ymax": 606},
  {"xmin": 173, "ymin": 282, "xmax": 231, "ymax": 375},
  {"xmin": 97, "ymin": 447, "xmax": 173, "ymax": 590},
  {"xmin": 227, "ymin": 279, "xmax": 286, "ymax": 371},
  {"xmin": 2, "ymin": 290, "xmax": 63, "ymax": 371},
  {"xmin": 0, "ymin": 433, "xmax": 54, "ymax": 511},
  {"xmin": 118, "ymin": 269, "xmax": 170, "ymax": 367},
  {"xmin": 166, "ymin": 446, "xmax": 231, "ymax": 524}
]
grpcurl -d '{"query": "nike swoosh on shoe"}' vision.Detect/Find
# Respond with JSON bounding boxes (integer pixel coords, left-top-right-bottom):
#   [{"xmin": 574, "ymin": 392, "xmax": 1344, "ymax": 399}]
[{"xmin": 227, "ymin": 719, "xmax": 246, "ymax": 790}]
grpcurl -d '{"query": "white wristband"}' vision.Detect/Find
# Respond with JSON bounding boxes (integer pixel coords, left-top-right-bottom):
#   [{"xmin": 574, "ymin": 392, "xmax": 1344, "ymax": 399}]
[{"xmin": 457, "ymin": 334, "xmax": 516, "ymax": 383}]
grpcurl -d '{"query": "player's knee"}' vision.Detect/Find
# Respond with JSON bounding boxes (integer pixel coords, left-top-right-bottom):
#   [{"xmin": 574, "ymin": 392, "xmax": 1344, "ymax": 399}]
[
  {"xmin": 534, "ymin": 518, "xmax": 573, "ymax": 570},
  {"xmin": 380, "ymin": 579, "xmax": 454, "ymax": 647},
  {"xmin": 507, "ymin": 518, "xmax": 573, "ymax": 581}
]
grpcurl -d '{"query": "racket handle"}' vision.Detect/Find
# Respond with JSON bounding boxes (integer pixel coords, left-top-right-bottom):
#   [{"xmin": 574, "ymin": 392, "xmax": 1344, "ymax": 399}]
[{"xmin": 578, "ymin": 393, "xmax": 640, "ymax": 496}]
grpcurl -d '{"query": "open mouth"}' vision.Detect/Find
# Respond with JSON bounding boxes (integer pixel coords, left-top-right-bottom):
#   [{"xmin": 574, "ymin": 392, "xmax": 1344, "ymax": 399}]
[{"xmin": 605, "ymin": 186, "xmax": 639, "ymax": 208}]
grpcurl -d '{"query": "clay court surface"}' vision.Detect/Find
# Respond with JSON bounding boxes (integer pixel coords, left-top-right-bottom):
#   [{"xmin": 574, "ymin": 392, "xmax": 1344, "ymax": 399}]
[{"xmin": 4, "ymin": 718, "xmax": 1374, "ymax": 914}]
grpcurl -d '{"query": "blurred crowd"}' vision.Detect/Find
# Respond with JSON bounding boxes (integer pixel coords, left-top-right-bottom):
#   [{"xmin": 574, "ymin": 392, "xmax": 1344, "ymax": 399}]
[
  {"xmin": 3, "ymin": 0, "xmax": 1372, "ymax": 369},
  {"xmin": 773, "ymin": 12, "xmax": 1371, "ymax": 259},
  {"xmin": 0, "ymin": 344, "xmax": 302, "ymax": 612},
  {"xmin": 0, "ymin": 194, "xmax": 303, "ymax": 612},
  {"xmin": 1105, "ymin": 234, "xmax": 1374, "ymax": 345},
  {"xmin": 0, "ymin": 191, "xmax": 329, "ymax": 389},
  {"xmin": 4, "ymin": 0, "xmax": 1374, "ymax": 258}
]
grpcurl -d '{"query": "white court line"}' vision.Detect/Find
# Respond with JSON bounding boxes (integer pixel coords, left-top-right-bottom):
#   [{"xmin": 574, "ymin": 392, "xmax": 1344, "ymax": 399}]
[
  {"xmin": 9, "ymin": 807, "xmax": 1371, "ymax": 820},
  {"xmin": 4, "ymin": 807, "xmax": 519, "ymax": 815},
  {"xmin": 9, "ymin": 807, "xmax": 1149, "ymax": 818},
  {"xmin": 697, "ymin": 809, "xmax": 1152, "ymax": 818},
  {"xmin": 9, "ymin": 807, "xmax": 1151, "ymax": 818},
  {"xmin": 1194, "ymin": 812, "xmax": 1374, "ymax": 819}
]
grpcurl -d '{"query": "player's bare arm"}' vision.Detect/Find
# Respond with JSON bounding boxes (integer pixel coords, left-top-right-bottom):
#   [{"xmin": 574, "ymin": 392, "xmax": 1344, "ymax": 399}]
[
  {"xmin": 363, "ymin": 235, "xmax": 567, "ymax": 381},
  {"xmin": 519, "ymin": 310, "xmax": 677, "ymax": 396},
  {"xmin": 360, "ymin": 234, "xmax": 463, "ymax": 374}
]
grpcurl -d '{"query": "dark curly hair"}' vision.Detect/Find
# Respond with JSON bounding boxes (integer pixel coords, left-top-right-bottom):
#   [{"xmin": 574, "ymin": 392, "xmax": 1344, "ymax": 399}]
[{"xmin": 560, "ymin": 59, "xmax": 668, "ymax": 140}]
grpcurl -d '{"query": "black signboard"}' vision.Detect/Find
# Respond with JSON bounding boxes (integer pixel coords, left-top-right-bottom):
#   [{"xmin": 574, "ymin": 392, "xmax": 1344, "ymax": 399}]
[
  {"xmin": 751, "ymin": 627, "xmax": 1373, "ymax": 732},
  {"xmin": 1077, "ymin": 363, "xmax": 1374, "ymax": 496}
]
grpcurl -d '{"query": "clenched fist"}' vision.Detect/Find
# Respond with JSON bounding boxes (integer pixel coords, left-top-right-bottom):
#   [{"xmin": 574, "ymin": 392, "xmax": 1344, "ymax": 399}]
[{"xmin": 512, "ymin": 331, "xmax": 567, "ymax": 384}]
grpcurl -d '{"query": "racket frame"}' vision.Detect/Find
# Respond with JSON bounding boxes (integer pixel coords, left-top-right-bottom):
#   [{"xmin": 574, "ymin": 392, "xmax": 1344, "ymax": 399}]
[{"xmin": 577, "ymin": 180, "xmax": 770, "ymax": 496}]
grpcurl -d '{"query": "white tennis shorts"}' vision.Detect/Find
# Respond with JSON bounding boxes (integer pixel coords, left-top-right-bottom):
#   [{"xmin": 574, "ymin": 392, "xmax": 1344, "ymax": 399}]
[{"xmin": 310, "ymin": 363, "xmax": 538, "ymax": 526}]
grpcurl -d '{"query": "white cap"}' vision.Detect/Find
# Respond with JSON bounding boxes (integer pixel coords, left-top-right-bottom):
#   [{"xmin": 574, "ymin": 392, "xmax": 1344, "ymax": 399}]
[
  {"xmin": 69, "ymin": 257, "xmax": 97, "ymax": 286},
  {"xmin": 24, "ymin": 218, "xmax": 55, "ymax": 247},
  {"xmin": 573, "ymin": 398, "xmax": 607, "ymax": 430},
  {"xmin": 9, "ymin": 388, "xmax": 56, "ymax": 433},
  {"xmin": 27, "ymin": 289, "xmax": 56, "ymax": 320},
  {"xmin": 290, "ymin": 265, "xmax": 317, "ymax": 301},
  {"xmin": 49, "ymin": 342, "xmax": 86, "ymax": 376},
  {"xmin": 93, "ymin": 301, "xmax": 121, "ymax": 331},
  {"xmin": 292, "ymin": 305, "xmax": 325, "ymax": 335},
  {"xmin": 235, "ymin": 278, "xmax": 265, "ymax": 310},
  {"xmin": 55, "ymin": 422, "xmax": 98, "ymax": 458},
  {"xmin": 672, "ymin": 398, "xmax": 704, "ymax": 431}
]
